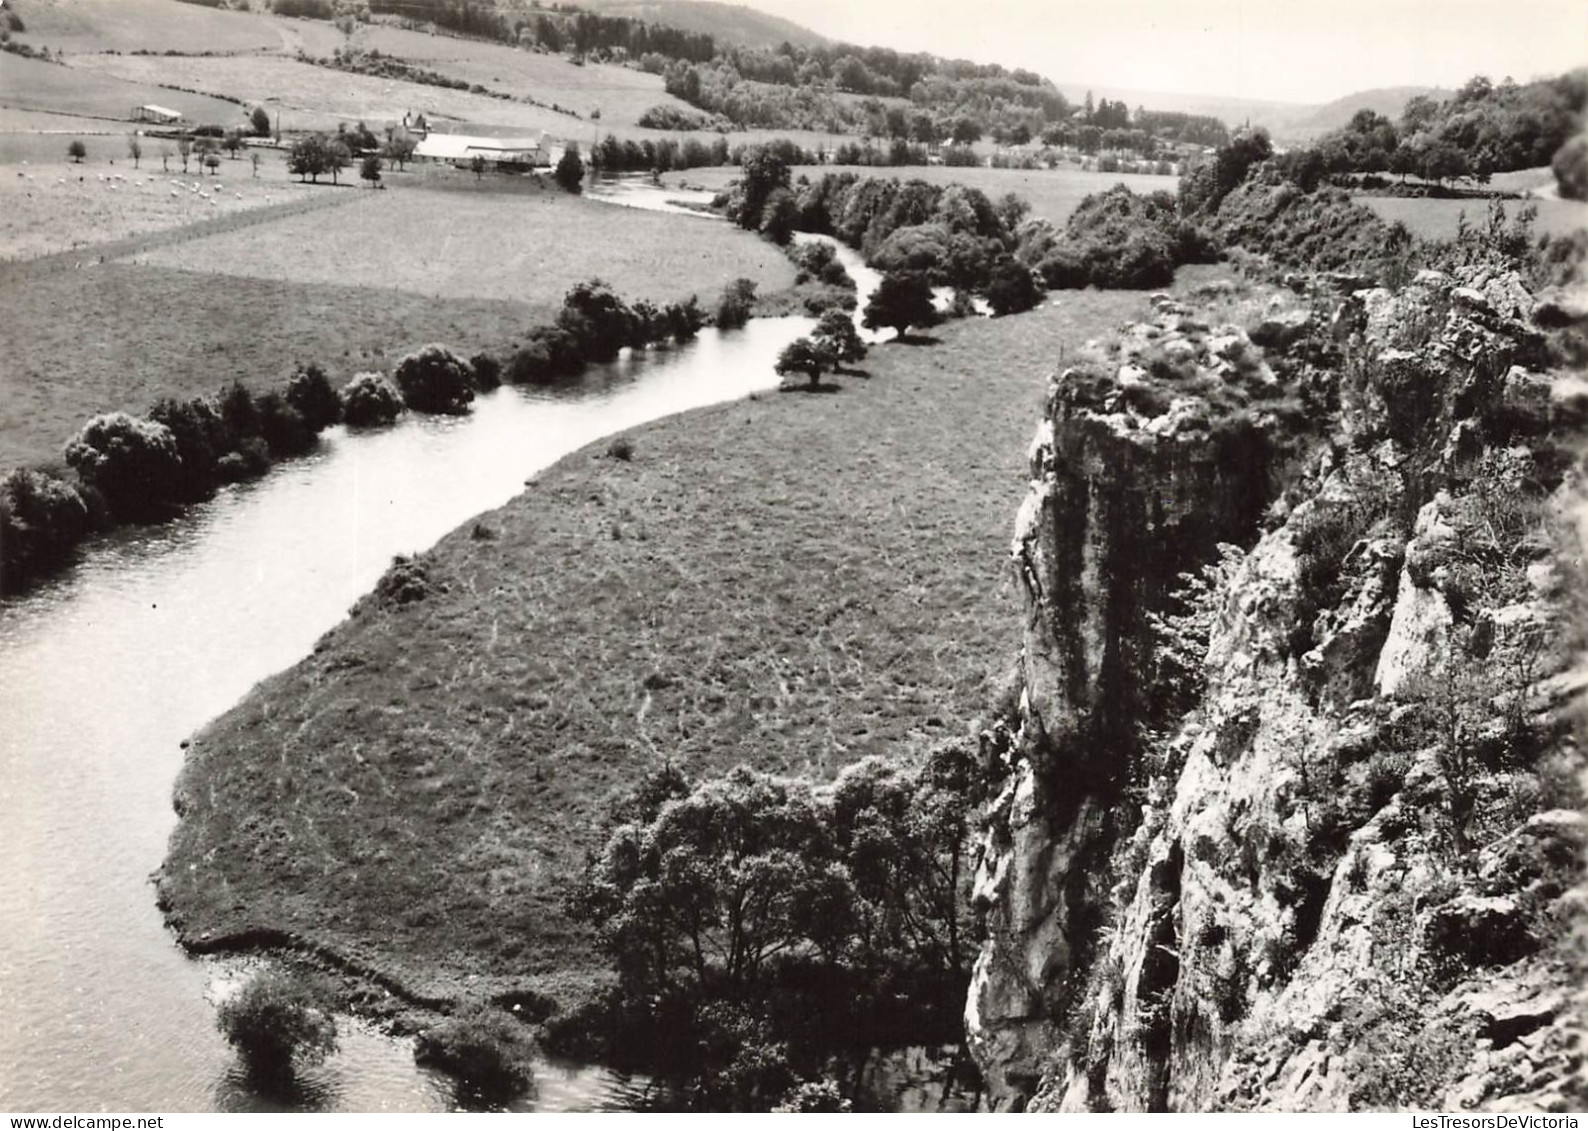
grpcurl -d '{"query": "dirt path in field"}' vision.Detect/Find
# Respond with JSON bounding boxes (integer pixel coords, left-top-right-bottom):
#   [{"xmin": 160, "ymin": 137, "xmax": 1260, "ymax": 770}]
[{"xmin": 0, "ymin": 184, "xmax": 358, "ymax": 283}]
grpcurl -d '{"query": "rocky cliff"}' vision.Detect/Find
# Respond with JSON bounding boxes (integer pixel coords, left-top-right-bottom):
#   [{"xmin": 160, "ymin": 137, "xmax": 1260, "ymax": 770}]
[{"xmin": 967, "ymin": 270, "xmax": 1588, "ymax": 1112}]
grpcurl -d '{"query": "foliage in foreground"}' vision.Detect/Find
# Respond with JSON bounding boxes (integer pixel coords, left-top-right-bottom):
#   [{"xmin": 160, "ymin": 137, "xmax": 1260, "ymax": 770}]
[{"xmin": 565, "ymin": 747, "xmax": 981, "ymax": 1108}]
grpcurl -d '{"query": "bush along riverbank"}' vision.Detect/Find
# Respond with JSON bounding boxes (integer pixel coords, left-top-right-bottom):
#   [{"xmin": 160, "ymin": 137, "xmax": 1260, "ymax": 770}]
[{"xmin": 0, "ymin": 277, "xmax": 767, "ymax": 596}]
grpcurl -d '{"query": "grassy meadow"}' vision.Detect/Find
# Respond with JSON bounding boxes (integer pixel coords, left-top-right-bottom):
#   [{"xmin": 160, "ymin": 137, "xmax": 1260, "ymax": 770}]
[
  {"xmin": 158, "ymin": 269, "xmax": 1239, "ymax": 1008},
  {"xmin": 0, "ymin": 177, "xmax": 794, "ymax": 468},
  {"xmin": 0, "ymin": 53, "xmax": 248, "ymax": 125},
  {"xmin": 0, "ymin": 144, "xmax": 327, "ymax": 262},
  {"xmin": 131, "ymin": 180, "xmax": 796, "ymax": 304},
  {"xmin": 1358, "ymin": 193, "xmax": 1588, "ymax": 240},
  {"xmin": 11, "ymin": 0, "xmax": 287, "ymax": 53}
]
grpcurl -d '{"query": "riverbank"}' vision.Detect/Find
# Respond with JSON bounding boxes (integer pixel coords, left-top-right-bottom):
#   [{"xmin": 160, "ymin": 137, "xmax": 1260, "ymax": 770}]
[{"xmin": 159, "ymin": 265, "xmax": 1239, "ymax": 1026}]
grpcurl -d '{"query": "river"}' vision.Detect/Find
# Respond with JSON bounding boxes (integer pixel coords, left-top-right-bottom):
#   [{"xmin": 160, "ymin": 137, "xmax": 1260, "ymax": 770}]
[{"xmin": 0, "ymin": 178, "xmax": 973, "ymax": 1112}]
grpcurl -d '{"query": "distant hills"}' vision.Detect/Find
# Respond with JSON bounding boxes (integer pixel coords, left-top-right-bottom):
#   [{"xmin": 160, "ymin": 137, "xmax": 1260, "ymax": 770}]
[
  {"xmin": 1272, "ymin": 85, "xmax": 1453, "ymax": 140},
  {"xmin": 572, "ymin": 0, "xmax": 830, "ymax": 50},
  {"xmin": 1053, "ymin": 82, "xmax": 1449, "ymax": 144}
]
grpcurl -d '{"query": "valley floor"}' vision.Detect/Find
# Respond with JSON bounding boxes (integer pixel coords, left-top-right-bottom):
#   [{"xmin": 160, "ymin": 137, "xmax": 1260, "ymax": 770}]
[{"xmin": 156, "ymin": 270, "xmax": 1235, "ymax": 1015}]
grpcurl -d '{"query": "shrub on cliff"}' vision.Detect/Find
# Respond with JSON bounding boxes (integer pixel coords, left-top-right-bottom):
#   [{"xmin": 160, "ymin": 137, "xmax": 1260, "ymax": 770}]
[
  {"xmin": 63, "ymin": 412, "xmax": 183, "ymax": 522},
  {"xmin": 216, "ymin": 968, "xmax": 339, "ymax": 1083},
  {"xmin": 1178, "ymin": 128, "xmax": 1273, "ymax": 216},
  {"xmin": 394, "ymin": 345, "xmax": 475, "ymax": 415},
  {"xmin": 414, "ymin": 1002, "xmax": 537, "ymax": 1105},
  {"xmin": 1207, "ymin": 176, "xmax": 1409, "ymax": 277},
  {"xmin": 0, "ymin": 468, "xmax": 90, "ymax": 589},
  {"xmin": 340, "ymin": 371, "xmax": 404, "ymax": 427}
]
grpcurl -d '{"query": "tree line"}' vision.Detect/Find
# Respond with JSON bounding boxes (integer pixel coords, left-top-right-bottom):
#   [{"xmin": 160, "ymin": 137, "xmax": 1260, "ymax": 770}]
[
  {"xmin": 0, "ymin": 275, "xmax": 756, "ymax": 594},
  {"xmin": 1279, "ymin": 70, "xmax": 1587, "ymax": 192}
]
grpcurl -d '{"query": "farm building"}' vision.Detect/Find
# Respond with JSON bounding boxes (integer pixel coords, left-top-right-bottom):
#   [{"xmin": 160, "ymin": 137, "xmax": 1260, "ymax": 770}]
[
  {"xmin": 414, "ymin": 133, "xmax": 548, "ymax": 168},
  {"xmin": 131, "ymin": 105, "xmax": 184, "ymax": 124}
]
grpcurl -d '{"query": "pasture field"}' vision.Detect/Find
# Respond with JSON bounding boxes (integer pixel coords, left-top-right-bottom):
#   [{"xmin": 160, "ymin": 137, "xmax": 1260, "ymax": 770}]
[
  {"xmin": 0, "ymin": 178, "xmax": 795, "ymax": 468},
  {"xmin": 670, "ymin": 163, "xmax": 1181, "ymax": 226},
  {"xmin": 307, "ymin": 22, "xmax": 699, "ymax": 128},
  {"xmin": 67, "ymin": 53, "xmax": 567, "ymax": 134},
  {"xmin": 1359, "ymin": 193, "xmax": 1587, "ymax": 240},
  {"xmin": 160, "ymin": 270, "xmax": 1234, "ymax": 1007},
  {"xmin": 1485, "ymin": 166, "xmax": 1560, "ymax": 197},
  {"xmin": 8, "ymin": 0, "xmax": 285, "ymax": 54},
  {"xmin": 0, "ymin": 110, "xmax": 139, "ymax": 142},
  {"xmin": 63, "ymin": 51, "xmax": 828, "ymax": 149},
  {"xmin": 0, "ymin": 146, "xmax": 321, "ymax": 262},
  {"xmin": 0, "ymin": 53, "xmax": 248, "ymax": 126},
  {"xmin": 132, "ymin": 180, "xmax": 797, "ymax": 304},
  {"xmin": 0, "ymin": 264, "xmax": 532, "ymax": 470}
]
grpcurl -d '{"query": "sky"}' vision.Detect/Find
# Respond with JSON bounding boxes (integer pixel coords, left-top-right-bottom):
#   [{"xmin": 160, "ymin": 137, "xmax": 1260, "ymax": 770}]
[{"xmin": 738, "ymin": 0, "xmax": 1588, "ymax": 105}]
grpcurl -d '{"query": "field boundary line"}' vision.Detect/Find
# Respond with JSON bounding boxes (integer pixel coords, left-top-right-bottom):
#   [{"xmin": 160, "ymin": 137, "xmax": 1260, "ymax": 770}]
[{"xmin": 0, "ymin": 187, "xmax": 359, "ymax": 283}]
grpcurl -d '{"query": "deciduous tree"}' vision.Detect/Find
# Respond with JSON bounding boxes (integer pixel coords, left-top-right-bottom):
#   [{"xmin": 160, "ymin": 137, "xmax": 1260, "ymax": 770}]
[
  {"xmin": 775, "ymin": 336, "xmax": 836, "ymax": 387},
  {"xmin": 554, "ymin": 142, "xmax": 585, "ymax": 192},
  {"xmin": 811, "ymin": 308, "xmax": 865, "ymax": 369},
  {"xmin": 862, "ymin": 270, "xmax": 938, "ymax": 340}
]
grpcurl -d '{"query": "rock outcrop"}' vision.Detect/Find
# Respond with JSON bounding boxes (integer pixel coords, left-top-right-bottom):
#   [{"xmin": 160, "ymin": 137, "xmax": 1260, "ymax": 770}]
[{"xmin": 968, "ymin": 269, "xmax": 1587, "ymax": 1112}]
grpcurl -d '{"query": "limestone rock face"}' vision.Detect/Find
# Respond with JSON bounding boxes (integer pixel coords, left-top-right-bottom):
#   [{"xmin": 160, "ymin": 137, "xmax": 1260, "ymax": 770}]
[{"xmin": 966, "ymin": 272, "xmax": 1586, "ymax": 1112}]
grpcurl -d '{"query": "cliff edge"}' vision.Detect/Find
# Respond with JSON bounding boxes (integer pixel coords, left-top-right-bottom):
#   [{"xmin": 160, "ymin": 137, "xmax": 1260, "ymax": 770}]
[{"xmin": 968, "ymin": 269, "xmax": 1588, "ymax": 1112}]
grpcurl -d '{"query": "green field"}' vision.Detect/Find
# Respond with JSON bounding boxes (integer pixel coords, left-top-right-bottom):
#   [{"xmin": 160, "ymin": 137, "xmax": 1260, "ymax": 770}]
[
  {"xmin": 0, "ymin": 144, "xmax": 324, "ymax": 263},
  {"xmin": 0, "ymin": 180, "xmax": 795, "ymax": 469},
  {"xmin": 1359, "ymin": 193, "xmax": 1588, "ymax": 240},
  {"xmin": 157, "ymin": 267, "xmax": 1242, "ymax": 1009},
  {"xmin": 0, "ymin": 53, "xmax": 248, "ymax": 125},
  {"xmin": 10, "ymin": 0, "xmax": 286, "ymax": 54},
  {"xmin": 671, "ymin": 163, "xmax": 1181, "ymax": 226},
  {"xmin": 132, "ymin": 179, "xmax": 796, "ymax": 304},
  {"xmin": 309, "ymin": 22, "xmax": 699, "ymax": 128}
]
